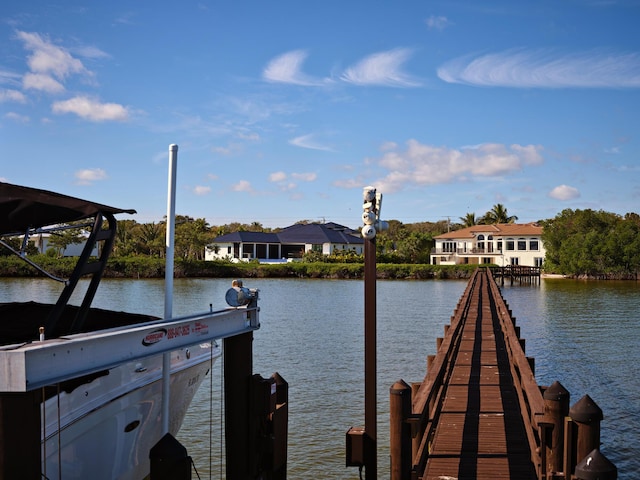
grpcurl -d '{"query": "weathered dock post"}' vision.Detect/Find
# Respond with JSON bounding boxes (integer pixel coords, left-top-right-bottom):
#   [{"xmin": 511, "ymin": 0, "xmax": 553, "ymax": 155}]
[
  {"xmin": 225, "ymin": 331, "xmax": 254, "ymax": 479},
  {"xmin": 149, "ymin": 433, "xmax": 191, "ymax": 480},
  {"xmin": 543, "ymin": 381, "xmax": 570, "ymax": 475},
  {"xmin": 389, "ymin": 380, "xmax": 412, "ymax": 480},
  {"xmin": 0, "ymin": 391, "xmax": 41, "ymax": 479},
  {"xmin": 574, "ymin": 448, "xmax": 617, "ymax": 480},
  {"xmin": 270, "ymin": 372, "xmax": 289, "ymax": 480},
  {"xmin": 570, "ymin": 395, "xmax": 604, "ymax": 472}
]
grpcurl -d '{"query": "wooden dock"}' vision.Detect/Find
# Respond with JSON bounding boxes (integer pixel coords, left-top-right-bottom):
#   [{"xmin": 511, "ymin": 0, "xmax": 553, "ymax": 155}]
[
  {"xmin": 389, "ymin": 268, "xmax": 617, "ymax": 480},
  {"xmin": 492, "ymin": 265, "xmax": 541, "ymax": 285}
]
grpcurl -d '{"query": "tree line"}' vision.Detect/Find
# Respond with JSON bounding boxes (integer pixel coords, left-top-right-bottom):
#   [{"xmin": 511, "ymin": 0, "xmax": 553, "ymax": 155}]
[
  {"xmin": 541, "ymin": 209, "xmax": 640, "ymax": 278},
  {"xmin": 2, "ymin": 204, "xmax": 639, "ymax": 278}
]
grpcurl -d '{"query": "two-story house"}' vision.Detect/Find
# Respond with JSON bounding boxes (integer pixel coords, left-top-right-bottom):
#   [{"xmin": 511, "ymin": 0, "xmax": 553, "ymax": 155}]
[{"xmin": 430, "ymin": 223, "xmax": 545, "ymax": 267}]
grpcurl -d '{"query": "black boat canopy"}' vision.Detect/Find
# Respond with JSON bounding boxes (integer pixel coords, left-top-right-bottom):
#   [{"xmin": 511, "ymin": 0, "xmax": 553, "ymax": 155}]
[{"xmin": 0, "ymin": 182, "xmax": 136, "ymax": 235}]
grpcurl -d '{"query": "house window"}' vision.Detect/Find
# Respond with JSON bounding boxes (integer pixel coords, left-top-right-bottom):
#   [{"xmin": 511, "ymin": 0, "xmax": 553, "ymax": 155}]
[
  {"xmin": 497, "ymin": 240, "xmax": 503, "ymax": 252},
  {"xmin": 529, "ymin": 239, "xmax": 539, "ymax": 251},
  {"xmin": 511, "ymin": 257, "xmax": 519, "ymax": 266},
  {"xmin": 506, "ymin": 238, "xmax": 515, "ymax": 251},
  {"xmin": 534, "ymin": 257, "xmax": 543, "ymax": 267},
  {"xmin": 442, "ymin": 241, "xmax": 456, "ymax": 253},
  {"xmin": 482, "ymin": 257, "xmax": 491, "ymax": 264},
  {"xmin": 477, "ymin": 234, "xmax": 485, "ymax": 252},
  {"xmin": 311, "ymin": 244, "xmax": 322, "ymax": 252},
  {"xmin": 243, "ymin": 243, "xmax": 255, "ymax": 259},
  {"xmin": 517, "ymin": 238, "xmax": 527, "ymax": 250}
]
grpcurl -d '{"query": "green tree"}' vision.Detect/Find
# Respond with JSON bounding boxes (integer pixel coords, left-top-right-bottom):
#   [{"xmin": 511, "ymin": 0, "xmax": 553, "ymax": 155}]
[
  {"xmin": 541, "ymin": 208, "xmax": 639, "ymax": 276},
  {"xmin": 0, "ymin": 236, "xmax": 38, "ymax": 256},
  {"xmin": 482, "ymin": 204, "xmax": 518, "ymax": 224},
  {"xmin": 113, "ymin": 219, "xmax": 138, "ymax": 256},
  {"xmin": 460, "ymin": 212, "xmax": 480, "ymax": 227},
  {"xmin": 395, "ymin": 231, "xmax": 433, "ymax": 263},
  {"xmin": 136, "ymin": 222, "xmax": 165, "ymax": 257},
  {"xmin": 46, "ymin": 227, "xmax": 84, "ymax": 257},
  {"xmin": 175, "ymin": 216, "xmax": 213, "ymax": 260}
]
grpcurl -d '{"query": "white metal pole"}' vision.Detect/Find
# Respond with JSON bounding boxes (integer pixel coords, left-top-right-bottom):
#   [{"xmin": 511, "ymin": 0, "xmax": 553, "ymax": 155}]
[{"xmin": 162, "ymin": 144, "xmax": 178, "ymax": 434}]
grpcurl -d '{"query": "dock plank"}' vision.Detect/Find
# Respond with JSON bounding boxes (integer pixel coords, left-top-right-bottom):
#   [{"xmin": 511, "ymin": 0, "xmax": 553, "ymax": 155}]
[{"xmin": 417, "ymin": 269, "xmax": 537, "ymax": 480}]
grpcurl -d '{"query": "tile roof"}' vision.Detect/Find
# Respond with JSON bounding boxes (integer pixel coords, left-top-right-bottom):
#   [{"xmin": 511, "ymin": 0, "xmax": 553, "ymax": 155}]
[
  {"xmin": 212, "ymin": 223, "xmax": 363, "ymax": 245},
  {"xmin": 435, "ymin": 223, "xmax": 542, "ymax": 239},
  {"xmin": 212, "ymin": 231, "xmax": 280, "ymax": 243}
]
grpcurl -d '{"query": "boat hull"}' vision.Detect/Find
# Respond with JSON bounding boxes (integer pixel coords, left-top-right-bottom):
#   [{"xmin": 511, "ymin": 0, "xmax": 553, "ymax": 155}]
[{"xmin": 41, "ymin": 342, "xmax": 219, "ymax": 480}]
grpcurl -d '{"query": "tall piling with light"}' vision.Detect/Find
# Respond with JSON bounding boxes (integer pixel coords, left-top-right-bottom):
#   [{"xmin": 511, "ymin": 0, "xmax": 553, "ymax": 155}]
[{"xmin": 346, "ymin": 186, "xmax": 387, "ymax": 480}]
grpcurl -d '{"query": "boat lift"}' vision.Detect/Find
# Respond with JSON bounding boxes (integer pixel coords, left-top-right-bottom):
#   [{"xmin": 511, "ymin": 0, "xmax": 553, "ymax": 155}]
[
  {"xmin": 0, "ymin": 302, "xmax": 260, "ymax": 393},
  {"xmin": 0, "ymin": 145, "xmax": 287, "ymax": 480}
]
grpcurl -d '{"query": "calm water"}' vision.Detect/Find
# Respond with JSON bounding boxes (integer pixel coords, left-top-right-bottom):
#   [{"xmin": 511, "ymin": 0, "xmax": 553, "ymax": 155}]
[{"xmin": 1, "ymin": 277, "xmax": 638, "ymax": 478}]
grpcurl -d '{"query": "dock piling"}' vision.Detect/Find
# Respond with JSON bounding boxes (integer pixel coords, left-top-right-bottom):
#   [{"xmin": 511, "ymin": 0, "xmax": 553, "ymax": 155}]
[
  {"xmin": 543, "ymin": 381, "xmax": 571, "ymax": 475},
  {"xmin": 389, "ymin": 380, "xmax": 412, "ymax": 480},
  {"xmin": 570, "ymin": 394, "xmax": 604, "ymax": 472},
  {"xmin": 574, "ymin": 448, "xmax": 617, "ymax": 480}
]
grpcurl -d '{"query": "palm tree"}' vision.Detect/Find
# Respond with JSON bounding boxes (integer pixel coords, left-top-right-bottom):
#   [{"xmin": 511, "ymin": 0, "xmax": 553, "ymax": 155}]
[
  {"xmin": 460, "ymin": 212, "xmax": 480, "ymax": 227},
  {"xmin": 482, "ymin": 204, "xmax": 518, "ymax": 224}
]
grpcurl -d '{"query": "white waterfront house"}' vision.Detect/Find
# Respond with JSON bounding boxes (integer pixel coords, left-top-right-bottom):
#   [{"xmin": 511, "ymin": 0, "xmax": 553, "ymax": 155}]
[
  {"xmin": 430, "ymin": 223, "xmax": 545, "ymax": 267},
  {"xmin": 28, "ymin": 231, "xmax": 98, "ymax": 257},
  {"xmin": 205, "ymin": 222, "xmax": 364, "ymax": 262}
]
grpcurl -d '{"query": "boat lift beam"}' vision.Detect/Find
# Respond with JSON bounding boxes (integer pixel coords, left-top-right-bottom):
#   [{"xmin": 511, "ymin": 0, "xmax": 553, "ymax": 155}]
[{"xmin": 0, "ymin": 305, "xmax": 259, "ymax": 392}]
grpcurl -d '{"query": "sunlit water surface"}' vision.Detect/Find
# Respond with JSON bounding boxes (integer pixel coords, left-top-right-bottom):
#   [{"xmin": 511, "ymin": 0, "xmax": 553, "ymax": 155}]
[{"xmin": 1, "ymin": 277, "xmax": 637, "ymax": 478}]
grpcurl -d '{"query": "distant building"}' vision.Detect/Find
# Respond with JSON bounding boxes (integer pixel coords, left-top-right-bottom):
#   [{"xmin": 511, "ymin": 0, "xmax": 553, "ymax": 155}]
[
  {"xmin": 29, "ymin": 231, "xmax": 98, "ymax": 257},
  {"xmin": 430, "ymin": 223, "xmax": 545, "ymax": 267},
  {"xmin": 205, "ymin": 222, "xmax": 364, "ymax": 262}
]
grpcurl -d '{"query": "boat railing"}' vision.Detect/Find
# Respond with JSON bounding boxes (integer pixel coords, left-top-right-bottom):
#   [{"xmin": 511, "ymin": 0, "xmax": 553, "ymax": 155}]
[{"xmin": 0, "ymin": 302, "xmax": 260, "ymax": 393}]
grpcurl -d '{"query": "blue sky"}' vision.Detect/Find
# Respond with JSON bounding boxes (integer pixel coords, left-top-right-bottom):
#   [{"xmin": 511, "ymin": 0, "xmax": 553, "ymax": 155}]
[{"xmin": 2, "ymin": 1, "xmax": 639, "ymax": 229}]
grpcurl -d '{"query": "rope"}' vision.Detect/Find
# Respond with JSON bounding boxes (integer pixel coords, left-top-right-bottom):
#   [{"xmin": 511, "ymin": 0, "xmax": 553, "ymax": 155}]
[
  {"xmin": 192, "ymin": 456, "xmax": 202, "ymax": 479},
  {"xmin": 41, "ymin": 387, "xmax": 46, "ymax": 479},
  {"xmin": 219, "ymin": 343, "xmax": 224, "ymax": 479},
  {"xmin": 56, "ymin": 384, "xmax": 61, "ymax": 480},
  {"xmin": 209, "ymin": 342, "xmax": 213, "ymax": 480}
]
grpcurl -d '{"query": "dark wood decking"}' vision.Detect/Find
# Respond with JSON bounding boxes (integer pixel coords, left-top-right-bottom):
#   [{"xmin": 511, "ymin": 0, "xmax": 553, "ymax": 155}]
[
  {"xmin": 421, "ymin": 269, "xmax": 536, "ymax": 479},
  {"xmin": 391, "ymin": 268, "xmax": 616, "ymax": 480}
]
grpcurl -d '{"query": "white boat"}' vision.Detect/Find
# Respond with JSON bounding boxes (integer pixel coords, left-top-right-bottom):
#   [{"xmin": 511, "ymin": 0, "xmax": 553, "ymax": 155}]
[{"xmin": 0, "ymin": 182, "xmax": 259, "ymax": 479}]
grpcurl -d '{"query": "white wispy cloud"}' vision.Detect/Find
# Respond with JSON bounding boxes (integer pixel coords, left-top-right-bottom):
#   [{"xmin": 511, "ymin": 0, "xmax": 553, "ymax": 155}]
[
  {"xmin": 291, "ymin": 172, "xmax": 317, "ymax": 181},
  {"xmin": 263, "ymin": 50, "xmax": 330, "ymax": 86},
  {"xmin": 549, "ymin": 184, "xmax": 580, "ymax": 200},
  {"xmin": 232, "ymin": 180, "xmax": 254, "ymax": 193},
  {"xmin": 263, "ymin": 48, "xmax": 421, "ymax": 88},
  {"xmin": 74, "ymin": 168, "xmax": 108, "ymax": 185},
  {"xmin": 212, "ymin": 142, "xmax": 243, "ymax": 156},
  {"xmin": 17, "ymin": 31, "xmax": 85, "ymax": 76},
  {"xmin": 0, "ymin": 89, "xmax": 27, "ymax": 103},
  {"xmin": 72, "ymin": 45, "xmax": 109, "ymax": 59},
  {"xmin": 193, "ymin": 185, "xmax": 211, "ymax": 196},
  {"xmin": 52, "ymin": 96, "xmax": 129, "ymax": 122},
  {"xmin": 16, "ymin": 31, "xmax": 90, "ymax": 90},
  {"xmin": 4, "ymin": 112, "xmax": 30, "ymax": 123},
  {"xmin": 0, "ymin": 69, "xmax": 22, "ymax": 86},
  {"xmin": 289, "ymin": 134, "xmax": 333, "ymax": 151},
  {"xmin": 437, "ymin": 48, "xmax": 640, "ymax": 88},
  {"xmin": 425, "ymin": 15, "xmax": 452, "ymax": 31},
  {"xmin": 23, "ymin": 72, "xmax": 65, "ymax": 93},
  {"xmin": 268, "ymin": 170, "xmax": 316, "ymax": 194},
  {"xmin": 341, "ymin": 48, "xmax": 421, "ymax": 87},
  {"xmin": 269, "ymin": 171, "xmax": 287, "ymax": 182},
  {"xmin": 360, "ymin": 140, "xmax": 543, "ymax": 193}
]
